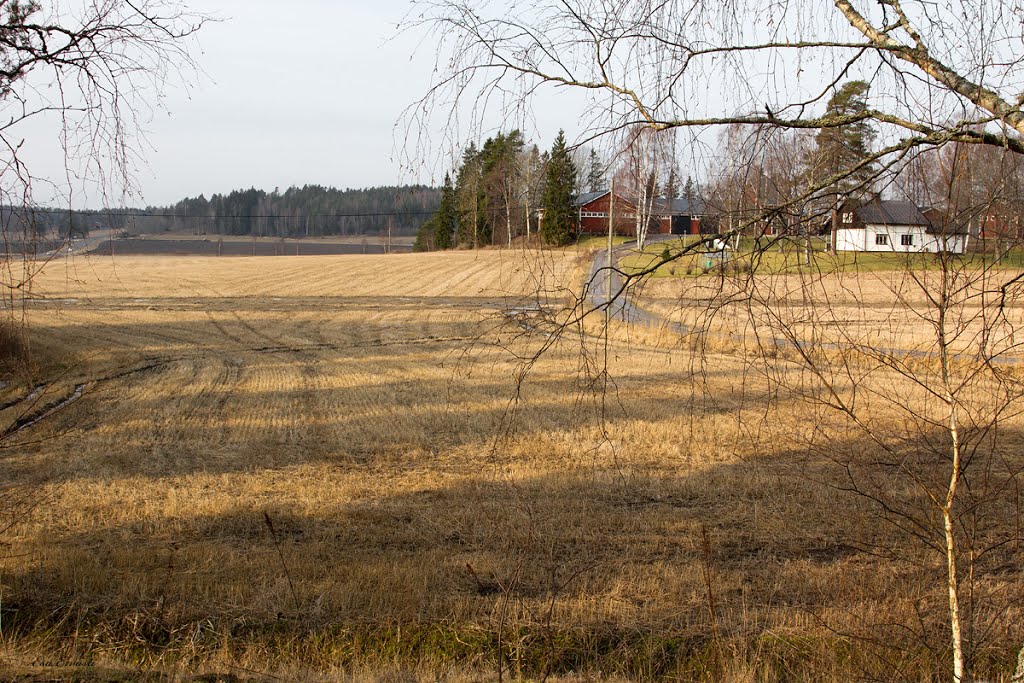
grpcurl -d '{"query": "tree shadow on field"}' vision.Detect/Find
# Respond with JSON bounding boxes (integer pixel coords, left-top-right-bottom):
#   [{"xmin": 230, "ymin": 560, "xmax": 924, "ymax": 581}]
[
  {"xmin": 3, "ymin": 430, "xmax": 1023, "ymax": 681},
  {"xmin": 0, "ymin": 321, "xmax": 749, "ymax": 484},
  {"xmin": 7, "ymin": 296, "xmax": 1024, "ymax": 678}
]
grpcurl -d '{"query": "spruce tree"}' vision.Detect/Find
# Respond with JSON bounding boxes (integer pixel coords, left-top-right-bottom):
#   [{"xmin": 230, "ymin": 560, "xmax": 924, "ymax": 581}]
[
  {"xmin": 683, "ymin": 176, "xmax": 697, "ymax": 208},
  {"xmin": 541, "ymin": 130, "xmax": 578, "ymax": 246},
  {"xmin": 433, "ymin": 173, "xmax": 457, "ymax": 249},
  {"xmin": 414, "ymin": 216, "xmax": 436, "ymax": 252},
  {"xmin": 664, "ymin": 168, "xmax": 678, "ymax": 201},
  {"xmin": 814, "ymin": 80, "xmax": 876, "ymax": 195},
  {"xmin": 454, "ymin": 143, "xmax": 486, "ymax": 247}
]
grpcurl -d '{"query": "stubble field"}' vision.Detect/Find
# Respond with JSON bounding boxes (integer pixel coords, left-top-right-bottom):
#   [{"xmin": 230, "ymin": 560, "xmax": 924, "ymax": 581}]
[{"xmin": 0, "ymin": 249, "xmax": 1021, "ymax": 682}]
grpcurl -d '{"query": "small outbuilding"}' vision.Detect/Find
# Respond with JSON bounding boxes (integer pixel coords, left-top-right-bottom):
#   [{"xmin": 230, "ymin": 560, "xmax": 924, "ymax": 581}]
[{"xmin": 831, "ymin": 199, "xmax": 969, "ymax": 254}]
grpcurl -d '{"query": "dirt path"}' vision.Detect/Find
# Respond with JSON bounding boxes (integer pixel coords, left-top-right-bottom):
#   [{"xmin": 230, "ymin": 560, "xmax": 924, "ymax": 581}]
[{"xmin": 587, "ymin": 236, "xmax": 687, "ymax": 332}]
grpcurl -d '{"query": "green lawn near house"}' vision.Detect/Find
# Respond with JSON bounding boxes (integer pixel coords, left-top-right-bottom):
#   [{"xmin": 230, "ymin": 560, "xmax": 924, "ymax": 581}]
[{"xmin": 574, "ymin": 234, "xmax": 633, "ymax": 249}]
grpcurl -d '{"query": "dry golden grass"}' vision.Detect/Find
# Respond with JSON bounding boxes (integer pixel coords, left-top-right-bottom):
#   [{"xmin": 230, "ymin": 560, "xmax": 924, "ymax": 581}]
[
  {"xmin": 635, "ymin": 265, "xmax": 1024, "ymax": 359},
  {"xmin": 0, "ymin": 248, "xmax": 1019, "ymax": 681}
]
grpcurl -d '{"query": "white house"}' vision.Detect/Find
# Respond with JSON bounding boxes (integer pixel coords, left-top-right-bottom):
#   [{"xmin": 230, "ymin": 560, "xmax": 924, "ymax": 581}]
[{"xmin": 831, "ymin": 199, "xmax": 969, "ymax": 254}]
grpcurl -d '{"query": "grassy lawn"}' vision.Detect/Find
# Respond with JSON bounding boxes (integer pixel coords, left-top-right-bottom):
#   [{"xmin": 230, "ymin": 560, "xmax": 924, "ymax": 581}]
[{"xmin": 574, "ymin": 234, "xmax": 633, "ymax": 249}]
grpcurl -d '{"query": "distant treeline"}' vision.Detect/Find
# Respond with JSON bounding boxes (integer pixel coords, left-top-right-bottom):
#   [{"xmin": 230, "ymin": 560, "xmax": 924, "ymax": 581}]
[
  {"xmin": 150, "ymin": 185, "xmax": 440, "ymax": 237},
  {"xmin": 0, "ymin": 206, "xmax": 144, "ymax": 238},
  {"xmin": 0, "ymin": 185, "xmax": 442, "ymax": 240}
]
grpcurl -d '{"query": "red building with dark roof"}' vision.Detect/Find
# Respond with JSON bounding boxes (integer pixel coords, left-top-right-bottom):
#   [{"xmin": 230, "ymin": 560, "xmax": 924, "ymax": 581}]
[{"xmin": 573, "ymin": 190, "xmax": 704, "ymax": 237}]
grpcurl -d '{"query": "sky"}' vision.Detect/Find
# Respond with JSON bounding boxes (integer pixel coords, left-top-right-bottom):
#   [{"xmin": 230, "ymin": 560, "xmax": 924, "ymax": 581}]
[
  {"xmin": 11, "ymin": 0, "xmax": 578, "ymax": 209},
  {"xmin": 140, "ymin": 1, "xmax": 426, "ymax": 204},
  {"xmin": 136, "ymin": 0, "xmax": 444, "ymax": 205},
  {"xmin": 10, "ymin": 0, "xmax": 944, "ymax": 210}
]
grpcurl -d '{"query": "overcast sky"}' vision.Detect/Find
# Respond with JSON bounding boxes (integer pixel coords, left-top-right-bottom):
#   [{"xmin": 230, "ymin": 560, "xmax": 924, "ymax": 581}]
[
  {"xmin": 13, "ymin": 0, "xmax": 833, "ymax": 210},
  {"xmin": 15, "ymin": 0, "xmax": 886, "ymax": 210},
  {"xmin": 10, "ymin": 0, "xmax": 578, "ymax": 208},
  {"xmin": 139, "ymin": 0, "xmax": 443, "ymax": 205}
]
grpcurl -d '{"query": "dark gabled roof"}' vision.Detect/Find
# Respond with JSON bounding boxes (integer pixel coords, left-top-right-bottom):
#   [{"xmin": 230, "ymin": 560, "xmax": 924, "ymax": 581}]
[
  {"xmin": 855, "ymin": 200, "xmax": 930, "ymax": 227},
  {"xmin": 920, "ymin": 207, "xmax": 971, "ymax": 235},
  {"xmin": 658, "ymin": 197, "xmax": 704, "ymax": 215},
  {"xmin": 573, "ymin": 190, "xmax": 609, "ymax": 207}
]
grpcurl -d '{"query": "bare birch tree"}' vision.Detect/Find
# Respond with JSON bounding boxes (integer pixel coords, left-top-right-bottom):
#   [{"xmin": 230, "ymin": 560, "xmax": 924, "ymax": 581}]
[
  {"xmin": 614, "ymin": 126, "xmax": 673, "ymax": 248},
  {"xmin": 0, "ymin": 0, "xmax": 205, "ymax": 327},
  {"xmin": 0, "ymin": 1, "xmax": 205, "ymax": 200}
]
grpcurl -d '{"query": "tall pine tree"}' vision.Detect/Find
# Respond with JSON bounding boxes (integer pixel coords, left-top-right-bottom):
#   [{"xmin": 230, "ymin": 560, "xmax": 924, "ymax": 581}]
[{"xmin": 541, "ymin": 130, "xmax": 578, "ymax": 246}]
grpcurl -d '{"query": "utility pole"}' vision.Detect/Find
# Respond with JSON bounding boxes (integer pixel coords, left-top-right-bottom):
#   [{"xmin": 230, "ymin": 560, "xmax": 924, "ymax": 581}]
[
  {"xmin": 607, "ymin": 178, "xmax": 615, "ymax": 322},
  {"xmin": 601, "ymin": 178, "xmax": 616, "ymax": 424}
]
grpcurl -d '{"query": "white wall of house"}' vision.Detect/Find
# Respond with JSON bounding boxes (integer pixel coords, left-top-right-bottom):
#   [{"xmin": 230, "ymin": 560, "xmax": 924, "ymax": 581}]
[{"xmin": 833, "ymin": 224, "xmax": 967, "ymax": 254}]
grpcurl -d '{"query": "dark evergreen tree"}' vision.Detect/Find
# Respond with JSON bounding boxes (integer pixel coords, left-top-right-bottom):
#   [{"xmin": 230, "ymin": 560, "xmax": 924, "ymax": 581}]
[
  {"xmin": 414, "ymin": 216, "xmax": 436, "ymax": 252},
  {"xmin": 454, "ymin": 143, "xmax": 486, "ymax": 247},
  {"xmin": 432, "ymin": 173, "xmax": 458, "ymax": 249},
  {"xmin": 664, "ymin": 168, "xmax": 678, "ymax": 200},
  {"xmin": 541, "ymin": 130, "xmax": 578, "ymax": 246},
  {"xmin": 683, "ymin": 176, "xmax": 697, "ymax": 208},
  {"xmin": 814, "ymin": 80, "xmax": 877, "ymax": 195},
  {"xmin": 479, "ymin": 130, "xmax": 524, "ymax": 245}
]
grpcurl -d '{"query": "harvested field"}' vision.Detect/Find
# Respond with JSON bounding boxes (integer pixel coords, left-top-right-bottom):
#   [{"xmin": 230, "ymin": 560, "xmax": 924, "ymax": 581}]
[
  {"xmin": 632, "ymin": 266, "xmax": 1024, "ymax": 357},
  {"xmin": 0, "ymin": 249, "xmax": 1021, "ymax": 681}
]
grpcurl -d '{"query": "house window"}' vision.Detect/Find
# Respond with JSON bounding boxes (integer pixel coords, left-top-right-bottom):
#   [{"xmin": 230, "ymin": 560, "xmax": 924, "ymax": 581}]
[
  {"xmin": 901, "ymin": 234, "xmax": 914, "ymax": 246},
  {"xmin": 875, "ymin": 233, "xmax": 888, "ymax": 245},
  {"xmin": 842, "ymin": 212, "xmax": 854, "ymax": 224},
  {"xmin": 580, "ymin": 211, "xmax": 607, "ymax": 218}
]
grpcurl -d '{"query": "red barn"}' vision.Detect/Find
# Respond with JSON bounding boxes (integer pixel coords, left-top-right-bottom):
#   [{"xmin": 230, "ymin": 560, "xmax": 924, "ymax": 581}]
[
  {"xmin": 976, "ymin": 213, "xmax": 1023, "ymax": 241},
  {"xmin": 574, "ymin": 190, "xmax": 703, "ymax": 237}
]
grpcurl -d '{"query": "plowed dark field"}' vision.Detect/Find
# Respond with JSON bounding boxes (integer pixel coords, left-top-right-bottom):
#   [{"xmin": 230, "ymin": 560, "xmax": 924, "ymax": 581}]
[{"xmin": 95, "ymin": 238, "xmax": 412, "ymax": 256}]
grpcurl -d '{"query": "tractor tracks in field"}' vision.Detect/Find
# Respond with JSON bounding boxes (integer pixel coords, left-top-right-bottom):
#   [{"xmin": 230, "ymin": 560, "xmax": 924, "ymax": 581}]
[
  {"xmin": 0, "ymin": 358, "xmax": 174, "ymax": 440},
  {"xmin": 1, "ymin": 384, "xmax": 86, "ymax": 438},
  {"xmin": 2, "ymin": 330, "xmax": 479, "ymax": 431},
  {"xmin": 177, "ymin": 356, "xmax": 244, "ymax": 428},
  {"xmin": 5, "ymin": 286, "xmax": 493, "ymax": 442}
]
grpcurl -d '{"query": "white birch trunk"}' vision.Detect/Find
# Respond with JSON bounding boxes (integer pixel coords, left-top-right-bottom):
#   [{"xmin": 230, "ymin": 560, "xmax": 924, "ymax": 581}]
[
  {"xmin": 636, "ymin": 175, "xmax": 650, "ymax": 250},
  {"xmin": 939, "ymin": 290, "xmax": 969, "ymax": 683}
]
